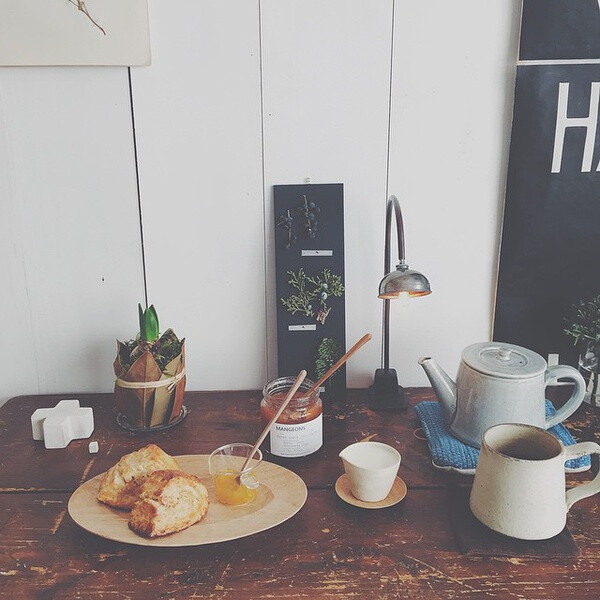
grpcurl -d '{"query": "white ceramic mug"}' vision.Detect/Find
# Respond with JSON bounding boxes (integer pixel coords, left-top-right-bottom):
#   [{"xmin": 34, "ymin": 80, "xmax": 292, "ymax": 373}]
[
  {"xmin": 339, "ymin": 442, "xmax": 401, "ymax": 502},
  {"xmin": 470, "ymin": 423, "xmax": 600, "ymax": 540}
]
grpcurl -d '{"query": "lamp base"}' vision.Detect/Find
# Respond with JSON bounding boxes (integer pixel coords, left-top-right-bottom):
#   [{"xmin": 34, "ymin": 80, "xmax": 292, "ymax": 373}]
[{"xmin": 368, "ymin": 368, "xmax": 407, "ymax": 410}]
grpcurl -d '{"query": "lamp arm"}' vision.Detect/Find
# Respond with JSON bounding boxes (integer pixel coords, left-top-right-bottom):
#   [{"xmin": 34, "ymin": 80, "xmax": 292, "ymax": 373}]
[
  {"xmin": 384, "ymin": 195, "xmax": 406, "ymax": 275},
  {"xmin": 382, "ymin": 195, "xmax": 406, "ymax": 371}
]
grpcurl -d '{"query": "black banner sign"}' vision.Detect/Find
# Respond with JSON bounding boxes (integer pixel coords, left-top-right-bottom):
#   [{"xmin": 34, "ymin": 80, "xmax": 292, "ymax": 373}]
[{"xmin": 494, "ymin": 1, "xmax": 600, "ymax": 365}]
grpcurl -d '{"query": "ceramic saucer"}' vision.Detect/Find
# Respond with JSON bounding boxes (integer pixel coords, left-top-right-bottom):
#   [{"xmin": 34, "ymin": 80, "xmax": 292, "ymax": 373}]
[{"xmin": 334, "ymin": 474, "xmax": 407, "ymax": 509}]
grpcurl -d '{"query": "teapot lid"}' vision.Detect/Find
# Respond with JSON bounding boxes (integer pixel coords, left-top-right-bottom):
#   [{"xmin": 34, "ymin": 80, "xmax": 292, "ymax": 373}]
[{"xmin": 462, "ymin": 342, "xmax": 547, "ymax": 379}]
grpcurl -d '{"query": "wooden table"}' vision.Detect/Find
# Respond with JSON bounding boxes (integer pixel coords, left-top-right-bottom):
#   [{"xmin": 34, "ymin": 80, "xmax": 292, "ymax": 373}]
[{"xmin": 1, "ymin": 389, "xmax": 599, "ymax": 599}]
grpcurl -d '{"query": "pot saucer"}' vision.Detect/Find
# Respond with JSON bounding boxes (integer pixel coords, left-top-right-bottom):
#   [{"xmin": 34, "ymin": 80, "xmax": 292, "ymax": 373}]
[{"xmin": 334, "ymin": 474, "xmax": 407, "ymax": 509}]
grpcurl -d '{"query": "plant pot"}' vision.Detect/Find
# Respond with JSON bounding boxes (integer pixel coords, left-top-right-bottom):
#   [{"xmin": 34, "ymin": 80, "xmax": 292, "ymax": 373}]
[{"xmin": 113, "ymin": 341, "xmax": 187, "ymax": 431}]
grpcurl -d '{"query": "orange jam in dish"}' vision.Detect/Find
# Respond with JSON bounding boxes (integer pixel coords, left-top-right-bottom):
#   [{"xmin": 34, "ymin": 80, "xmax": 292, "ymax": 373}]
[{"xmin": 214, "ymin": 470, "xmax": 257, "ymax": 505}]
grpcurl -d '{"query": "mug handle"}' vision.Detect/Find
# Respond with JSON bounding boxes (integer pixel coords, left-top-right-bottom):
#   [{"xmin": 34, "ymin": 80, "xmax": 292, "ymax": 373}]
[
  {"xmin": 564, "ymin": 442, "xmax": 600, "ymax": 510},
  {"xmin": 544, "ymin": 365, "xmax": 586, "ymax": 429}
]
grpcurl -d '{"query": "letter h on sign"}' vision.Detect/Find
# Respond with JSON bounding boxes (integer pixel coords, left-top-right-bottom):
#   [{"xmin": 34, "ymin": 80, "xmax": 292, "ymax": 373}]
[{"xmin": 552, "ymin": 81, "xmax": 600, "ymax": 173}]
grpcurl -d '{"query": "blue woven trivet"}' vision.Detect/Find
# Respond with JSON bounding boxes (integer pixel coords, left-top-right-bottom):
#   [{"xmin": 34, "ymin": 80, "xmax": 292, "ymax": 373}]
[{"xmin": 414, "ymin": 400, "xmax": 591, "ymax": 474}]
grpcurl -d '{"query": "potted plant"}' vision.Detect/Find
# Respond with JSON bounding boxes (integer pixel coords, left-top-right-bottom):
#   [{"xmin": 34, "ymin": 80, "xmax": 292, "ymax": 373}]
[
  {"xmin": 113, "ymin": 304, "xmax": 187, "ymax": 430},
  {"xmin": 564, "ymin": 294, "xmax": 600, "ymax": 406}
]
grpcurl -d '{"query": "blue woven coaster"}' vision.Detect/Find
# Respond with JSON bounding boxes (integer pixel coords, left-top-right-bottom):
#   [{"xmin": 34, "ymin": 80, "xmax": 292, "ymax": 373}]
[{"xmin": 414, "ymin": 400, "xmax": 591, "ymax": 474}]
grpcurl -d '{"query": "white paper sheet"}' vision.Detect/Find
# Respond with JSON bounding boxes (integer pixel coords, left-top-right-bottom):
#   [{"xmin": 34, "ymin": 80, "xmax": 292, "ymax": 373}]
[{"xmin": 0, "ymin": 0, "xmax": 150, "ymax": 66}]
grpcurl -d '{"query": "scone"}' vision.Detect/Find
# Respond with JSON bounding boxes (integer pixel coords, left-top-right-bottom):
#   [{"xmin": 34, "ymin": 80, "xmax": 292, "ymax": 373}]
[
  {"xmin": 128, "ymin": 470, "xmax": 210, "ymax": 537},
  {"xmin": 97, "ymin": 444, "xmax": 180, "ymax": 509}
]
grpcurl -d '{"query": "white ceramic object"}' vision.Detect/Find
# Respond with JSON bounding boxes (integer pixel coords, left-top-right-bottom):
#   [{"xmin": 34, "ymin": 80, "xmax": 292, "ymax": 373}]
[
  {"xmin": 470, "ymin": 423, "xmax": 600, "ymax": 540},
  {"xmin": 338, "ymin": 442, "xmax": 401, "ymax": 502},
  {"xmin": 419, "ymin": 342, "xmax": 586, "ymax": 448},
  {"xmin": 31, "ymin": 400, "xmax": 94, "ymax": 449}
]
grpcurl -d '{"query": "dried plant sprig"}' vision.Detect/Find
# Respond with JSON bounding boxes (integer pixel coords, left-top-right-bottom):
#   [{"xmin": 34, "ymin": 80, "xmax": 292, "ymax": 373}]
[
  {"xmin": 67, "ymin": 0, "xmax": 106, "ymax": 36},
  {"xmin": 315, "ymin": 337, "xmax": 343, "ymax": 381},
  {"xmin": 307, "ymin": 269, "xmax": 344, "ymax": 312},
  {"xmin": 281, "ymin": 268, "xmax": 344, "ymax": 324},
  {"xmin": 297, "ymin": 195, "xmax": 320, "ymax": 239},
  {"xmin": 281, "ymin": 269, "xmax": 314, "ymax": 316}
]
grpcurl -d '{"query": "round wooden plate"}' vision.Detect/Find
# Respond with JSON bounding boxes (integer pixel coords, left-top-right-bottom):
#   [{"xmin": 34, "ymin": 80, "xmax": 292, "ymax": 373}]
[{"xmin": 68, "ymin": 455, "xmax": 308, "ymax": 547}]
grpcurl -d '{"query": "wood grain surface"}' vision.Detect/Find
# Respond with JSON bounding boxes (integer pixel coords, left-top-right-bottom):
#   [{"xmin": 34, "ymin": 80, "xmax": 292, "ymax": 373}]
[{"xmin": 1, "ymin": 388, "xmax": 599, "ymax": 599}]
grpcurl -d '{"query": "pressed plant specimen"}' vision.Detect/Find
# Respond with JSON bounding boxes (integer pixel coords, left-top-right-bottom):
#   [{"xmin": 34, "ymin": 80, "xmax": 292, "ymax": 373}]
[
  {"xmin": 280, "ymin": 268, "xmax": 344, "ymax": 324},
  {"xmin": 280, "ymin": 269, "xmax": 315, "ymax": 318},
  {"xmin": 277, "ymin": 210, "xmax": 296, "ymax": 249},
  {"xmin": 309, "ymin": 268, "xmax": 344, "ymax": 324},
  {"xmin": 315, "ymin": 337, "xmax": 343, "ymax": 383},
  {"xmin": 297, "ymin": 195, "xmax": 320, "ymax": 239}
]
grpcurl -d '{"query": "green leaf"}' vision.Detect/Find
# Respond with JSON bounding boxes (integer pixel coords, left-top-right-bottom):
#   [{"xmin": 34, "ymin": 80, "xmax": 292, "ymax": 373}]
[
  {"xmin": 145, "ymin": 305, "xmax": 160, "ymax": 342},
  {"xmin": 138, "ymin": 303, "xmax": 145, "ymax": 341}
]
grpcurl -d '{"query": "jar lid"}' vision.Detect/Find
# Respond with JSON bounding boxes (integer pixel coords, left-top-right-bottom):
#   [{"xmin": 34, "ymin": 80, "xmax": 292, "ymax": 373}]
[{"xmin": 462, "ymin": 342, "xmax": 546, "ymax": 379}]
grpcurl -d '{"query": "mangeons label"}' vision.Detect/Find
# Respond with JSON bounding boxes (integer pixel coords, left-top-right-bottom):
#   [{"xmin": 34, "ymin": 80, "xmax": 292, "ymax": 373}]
[{"xmin": 269, "ymin": 414, "xmax": 323, "ymax": 457}]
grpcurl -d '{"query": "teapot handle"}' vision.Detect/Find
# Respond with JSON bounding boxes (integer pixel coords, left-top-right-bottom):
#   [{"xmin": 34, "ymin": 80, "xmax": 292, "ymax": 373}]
[
  {"xmin": 564, "ymin": 442, "xmax": 600, "ymax": 510},
  {"xmin": 544, "ymin": 365, "xmax": 586, "ymax": 429}
]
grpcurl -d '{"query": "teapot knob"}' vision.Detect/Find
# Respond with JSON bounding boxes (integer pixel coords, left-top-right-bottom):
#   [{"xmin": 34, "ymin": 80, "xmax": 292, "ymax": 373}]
[{"xmin": 498, "ymin": 348, "xmax": 512, "ymax": 361}]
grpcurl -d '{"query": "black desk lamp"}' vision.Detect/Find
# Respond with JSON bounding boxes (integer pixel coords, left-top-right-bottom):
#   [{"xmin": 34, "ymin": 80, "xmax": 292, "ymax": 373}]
[{"xmin": 369, "ymin": 195, "xmax": 432, "ymax": 410}]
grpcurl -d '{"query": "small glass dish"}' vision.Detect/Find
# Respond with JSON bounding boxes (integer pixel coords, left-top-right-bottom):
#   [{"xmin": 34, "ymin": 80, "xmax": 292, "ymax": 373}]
[{"xmin": 208, "ymin": 443, "xmax": 262, "ymax": 506}]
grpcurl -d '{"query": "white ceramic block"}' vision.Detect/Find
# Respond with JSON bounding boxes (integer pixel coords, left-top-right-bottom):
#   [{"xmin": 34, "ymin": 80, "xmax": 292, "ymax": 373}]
[
  {"xmin": 88, "ymin": 441, "xmax": 99, "ymax": 454},
  {"xmin": 31, "ymin": 400, "xmax": 94, "ymax": 449}
]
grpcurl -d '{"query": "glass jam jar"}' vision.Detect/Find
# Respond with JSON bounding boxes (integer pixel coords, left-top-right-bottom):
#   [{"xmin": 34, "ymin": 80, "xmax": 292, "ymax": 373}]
[{"xmin": 261, "ymin": 376, "xmax": 323, "ymax": 458}]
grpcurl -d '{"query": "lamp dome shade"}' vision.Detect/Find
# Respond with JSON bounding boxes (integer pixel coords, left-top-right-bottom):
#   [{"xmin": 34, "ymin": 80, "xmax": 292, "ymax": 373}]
[{"xmin": 378, "ymin": 268, "xmax": 432, "ymax": 299}]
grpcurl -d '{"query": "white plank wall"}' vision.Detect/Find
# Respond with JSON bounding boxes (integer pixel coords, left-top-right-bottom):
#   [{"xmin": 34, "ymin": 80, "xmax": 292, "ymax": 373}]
[
  {"xmin": 0, "ymin": 67, "xmax": 143, "ymax": 404},
  {"xmin": 0, "ymin": 0, "xmax": 522, "ymax": 405},
  {"xmin": 387, "ymin": 0, "xmax": 521, "ymax": 385},
  {"xmin": 130, "ymin": 0, "xmax": 266, "ymax": 391},
  {"xmin": 261, "ymin": 0, "xmax": 394, "ymax": 387}
]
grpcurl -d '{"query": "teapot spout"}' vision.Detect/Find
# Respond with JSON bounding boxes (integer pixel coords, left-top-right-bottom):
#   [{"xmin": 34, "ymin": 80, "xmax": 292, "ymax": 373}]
[{"xmin": 418, "ymin": 356, "xmax": 457, "ymax": 425}]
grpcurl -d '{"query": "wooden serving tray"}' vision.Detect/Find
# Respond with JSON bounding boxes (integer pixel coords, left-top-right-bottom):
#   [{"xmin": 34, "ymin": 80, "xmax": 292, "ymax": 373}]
[{"xmin": 67, "ymin": 455, "xmax": 307, "ymax": 547}]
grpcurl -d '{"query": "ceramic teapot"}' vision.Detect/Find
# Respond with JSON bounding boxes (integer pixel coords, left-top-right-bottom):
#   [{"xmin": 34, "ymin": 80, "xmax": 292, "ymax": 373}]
[{"xmin": 418, "ymin": 342, "xmax": 586, "ymax": 448}]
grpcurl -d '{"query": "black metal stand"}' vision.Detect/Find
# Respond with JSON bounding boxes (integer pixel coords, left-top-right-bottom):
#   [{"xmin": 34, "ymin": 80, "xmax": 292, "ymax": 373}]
[{"xmin": 368, "ymin": 368, "xmax": 407, "ymax": 410}]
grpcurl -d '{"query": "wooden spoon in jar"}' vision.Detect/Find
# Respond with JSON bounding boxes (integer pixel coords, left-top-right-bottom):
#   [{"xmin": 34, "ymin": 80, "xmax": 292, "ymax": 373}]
[
  {"xmin": 236, "ymin": 369, "xmax": 307, "ymax": 483},
  {"xmin": 304, "ymin": 333, "xmax": 372, "ymax": 397}
]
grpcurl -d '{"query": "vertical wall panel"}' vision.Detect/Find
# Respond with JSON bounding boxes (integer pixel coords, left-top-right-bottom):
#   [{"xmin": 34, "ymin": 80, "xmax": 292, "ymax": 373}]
[
  {"xmin": 130, "ymin": 0, "xmax": 265, "ymax": 390},
  {"xmin": 387, "ymin": 0, "xmax": 521, "ymax": 385},
  {"xmin": 0, "ymin": 1, "xmax": 522, "ymax": 403},
  {"xmin": 0, "ymin": 67, "xmax": 144, "ymax": 406},
  {"xmin": 261, "ymin": 0, "xmax": 393, "ymax": 387}
]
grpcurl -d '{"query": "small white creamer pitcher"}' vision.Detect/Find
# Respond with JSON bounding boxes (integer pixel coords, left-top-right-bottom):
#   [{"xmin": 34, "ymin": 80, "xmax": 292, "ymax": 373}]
[
  {"xmin": 470, "ymin": 423, "xmax": 600, "ymax": 540},
  {"xmin": 339, "ymin": 442, "xmax": 401, "ymax": 502}
]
